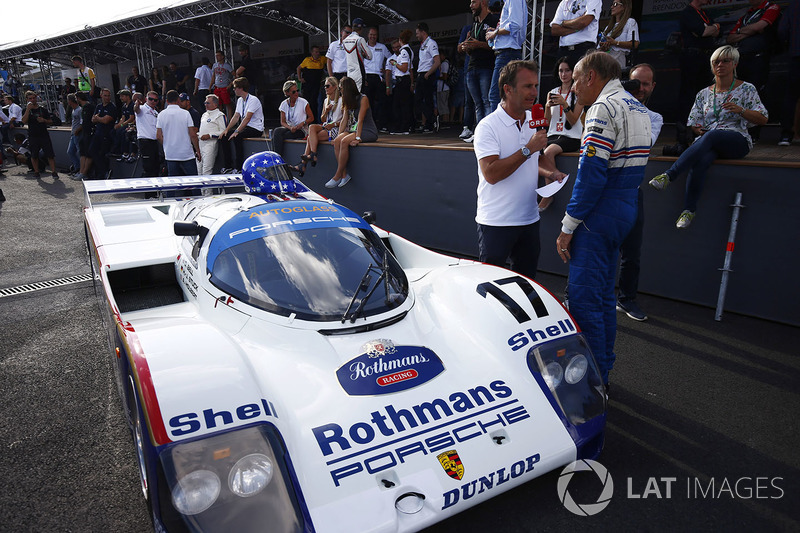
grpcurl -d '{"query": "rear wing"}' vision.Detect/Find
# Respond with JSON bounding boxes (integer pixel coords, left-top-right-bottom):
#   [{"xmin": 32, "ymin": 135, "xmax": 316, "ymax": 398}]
[
  {"xmin": 83, "ymin": 174, "xmax": 246, "ymax": 208},
  {"xmin": 83, "ymin": 174, "xmax": 323, "ymax": 209}
]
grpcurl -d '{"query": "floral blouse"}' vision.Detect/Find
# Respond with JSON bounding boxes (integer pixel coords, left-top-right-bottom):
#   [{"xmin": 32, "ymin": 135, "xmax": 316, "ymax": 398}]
[{"xmin": 687, "ymin": 81, "xmax": 767, "ymax": 148}]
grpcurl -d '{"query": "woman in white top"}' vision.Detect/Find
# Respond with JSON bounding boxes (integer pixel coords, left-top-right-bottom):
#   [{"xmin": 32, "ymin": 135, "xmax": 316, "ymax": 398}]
[
  {"xmin": 539, "ymin": 57, "xmax": 584, "ymax": 211},
  {"xmin": 598, "ymin": 0, "xmax": 639, "ymax": 68},
  {"xmin": 271, "ymin": 80, "xmax": 313, "ymax": 157},
  {"xmin": 292, "ymin": 76, "xmax": 343, "ymax": 176}
]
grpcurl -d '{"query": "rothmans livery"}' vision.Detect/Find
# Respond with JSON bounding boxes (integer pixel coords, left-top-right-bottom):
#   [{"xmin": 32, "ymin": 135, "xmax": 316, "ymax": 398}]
[{"xmin": 83, "ymin": 152, "xmax": 606, "ymax": 532}]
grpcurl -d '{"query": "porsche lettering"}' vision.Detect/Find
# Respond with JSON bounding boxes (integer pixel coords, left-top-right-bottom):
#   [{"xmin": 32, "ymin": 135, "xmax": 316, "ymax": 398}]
[
  {"xmin": 326, "ymin": 403, "xmax": 530, "ymax": 487},
  {"xmin": 229, "ymin": 216, "xmax": 362, "ymax": 239}
]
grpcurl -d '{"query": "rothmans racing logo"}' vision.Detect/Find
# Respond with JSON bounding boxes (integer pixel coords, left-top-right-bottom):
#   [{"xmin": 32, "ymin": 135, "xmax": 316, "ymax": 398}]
[{"xmin": 336, "ymin": 342, "xmax": 445, "ymax": 396}]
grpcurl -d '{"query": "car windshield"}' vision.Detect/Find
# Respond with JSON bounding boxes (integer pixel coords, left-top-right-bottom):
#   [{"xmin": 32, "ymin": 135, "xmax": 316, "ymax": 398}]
[{"xmin": 209, "ymin": 225, "xmax": 408, "ymax": 321}]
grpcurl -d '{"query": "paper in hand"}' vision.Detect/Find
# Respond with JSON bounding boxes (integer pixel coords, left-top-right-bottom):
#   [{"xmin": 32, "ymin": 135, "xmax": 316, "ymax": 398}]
[{"xmin": 536, "ymin": 174, "xmax": 570, "ymax": 198}]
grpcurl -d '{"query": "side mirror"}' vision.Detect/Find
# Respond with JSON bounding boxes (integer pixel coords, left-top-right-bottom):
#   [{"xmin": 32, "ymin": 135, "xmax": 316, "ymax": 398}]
[
  {"xmin": 362, "ymin": 211, "xmax": 377, "ymax": 224},
  {"xmin": 174, "ymin": 221, "xmax": 203, "ymax": 236}
]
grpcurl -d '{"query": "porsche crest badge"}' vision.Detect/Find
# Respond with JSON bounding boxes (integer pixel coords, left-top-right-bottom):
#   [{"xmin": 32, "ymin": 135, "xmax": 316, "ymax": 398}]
[{"xmin": 437, "ymin": 450, "xmax": 464, "ymax": 481}]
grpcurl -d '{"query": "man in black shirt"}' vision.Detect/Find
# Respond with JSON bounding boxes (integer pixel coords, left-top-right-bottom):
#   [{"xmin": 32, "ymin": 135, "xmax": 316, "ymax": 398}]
[
  {"xmin": 90, "ymin": 88, "xmax": 117, "ymax": 178},
  {"xmin": 113, "ymin": 90, "xmax": 136, "ymax": 159},
  {"xmin": 179, "ymin": 92, "xmax": 202, "ymax": 128},
  {"xmin": 236, "ymin": 45, "xmax": 261, "ymax": 101},
  {"xmin": 21, "ymin": 91, "xmax": 58, "ymax": 179},
  {"xmin": 459, "ymin": 0, "xmax": 500, "ymax": 128},
  {"xmin": 77, "ymin": 92, "xmax": 95, "ymax": 179},
  {"xmin": 127, "ymin": 66, "xmax": 148, "ymax": 94}
]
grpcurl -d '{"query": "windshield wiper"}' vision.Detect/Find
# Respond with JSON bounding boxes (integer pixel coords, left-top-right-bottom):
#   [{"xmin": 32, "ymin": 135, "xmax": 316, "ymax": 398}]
[
  {"xmin": 341, "ymin": 264, "xmax": 375, "ymax": 323},
  {"xmin": 348, "ymin": 252, "xmax": 397, "ymax": 323}
]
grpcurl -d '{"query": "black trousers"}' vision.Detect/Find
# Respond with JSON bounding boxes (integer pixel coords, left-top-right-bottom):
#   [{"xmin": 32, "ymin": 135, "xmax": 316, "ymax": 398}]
[
  {"xmin": 224, "ymin": 126, "xmax": 263, "ymax": 170},
  {"xmin": 391, "ymin": 77, "xmax": 413, "ymax": 133},
  {"xmin": 477, "ymin": 221, "xmax": 540, "ymax": 281},
  {"xmin": 414, "ymin": 73, "xmax": 437, "ymax": 129},
  {"xmin": 364, "ymin": 74, "xmax": 386, "ymax": 129},
  {"xmin": 139, "ymin": 138, "xmax": 160, "ymax": 177}
]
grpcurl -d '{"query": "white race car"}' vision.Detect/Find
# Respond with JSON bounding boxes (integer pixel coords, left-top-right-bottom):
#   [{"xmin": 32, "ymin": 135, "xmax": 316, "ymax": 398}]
[{"xmin": 83, "ymin": 152, "xmax": 606, "ymax": 533}]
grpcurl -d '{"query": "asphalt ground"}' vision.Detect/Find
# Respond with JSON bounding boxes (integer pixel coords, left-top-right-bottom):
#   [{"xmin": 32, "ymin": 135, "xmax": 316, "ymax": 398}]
[{"xmin": 0, "ymin": 163, "xmax": 798, "ymax": 532}]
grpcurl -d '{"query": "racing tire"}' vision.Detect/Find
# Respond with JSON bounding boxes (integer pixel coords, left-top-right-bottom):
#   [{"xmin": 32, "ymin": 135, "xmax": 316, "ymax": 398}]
[{"xmin": 128, "ymin": 376, "xmax": 155, "ymax": 517}]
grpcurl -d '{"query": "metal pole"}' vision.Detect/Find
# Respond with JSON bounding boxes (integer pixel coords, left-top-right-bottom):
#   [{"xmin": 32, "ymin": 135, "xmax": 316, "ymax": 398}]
[{"xmin": 715, "ymin": 192, "xmax": 745, "ymax": 321}]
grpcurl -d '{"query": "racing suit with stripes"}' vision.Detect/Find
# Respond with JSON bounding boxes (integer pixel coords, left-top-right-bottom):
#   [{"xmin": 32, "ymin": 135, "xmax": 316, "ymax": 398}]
[{"xmin": 561, "ymin": 78, "xmax": 651, "ymax": 383}]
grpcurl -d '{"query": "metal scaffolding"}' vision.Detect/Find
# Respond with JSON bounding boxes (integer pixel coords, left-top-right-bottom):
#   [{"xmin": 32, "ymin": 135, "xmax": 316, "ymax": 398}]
[
  {"xmin": 36, "ymin": 56, "xmax": 60, "ymax": 113},
  {"xmin": 350, "ymin": 0, "xmax": 408, "ymax": 23},
  {"xmin": 239, "ymin": 7, "xmax": 325, "ymax": 35},
  {"xmin": 327, "ymin": 0, "xmax": 350, "ymax": 43},
  {"xmin": 211, "ymin": 14, "xmax": 235, "ymax": 64},
  {"xmin": 208, "ymin": 23, "xmax": 262, "ymax": 45},
  {"xmin": 0, "ymin": 0, "xmax": 280, "ymax": 61}
]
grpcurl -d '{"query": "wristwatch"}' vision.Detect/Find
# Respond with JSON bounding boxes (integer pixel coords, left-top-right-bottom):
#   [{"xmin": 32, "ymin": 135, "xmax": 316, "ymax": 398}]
[{"xmin": 521, "ymin": 146, "xmax": 532, "ymax": 159}]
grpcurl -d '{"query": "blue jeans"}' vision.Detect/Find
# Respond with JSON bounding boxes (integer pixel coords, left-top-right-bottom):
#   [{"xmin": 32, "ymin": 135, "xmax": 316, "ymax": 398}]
[
  {"xmin": 67, "ymin": 134, "xmax": 81, "ymax": 170},
  {"xmin": 167, "ymin": 159, "xmax": 197, "ymax": 176},
  {"xmin": 489, "ymin": 48, "xmax": 522, "ymax": 113},
  {"xmin": 666, "ymin": 130, "xmax": 749, "ymax": 212},
  {"xmin": 467, "ymin": 67, "xmax": 493, "ymax": 124}
]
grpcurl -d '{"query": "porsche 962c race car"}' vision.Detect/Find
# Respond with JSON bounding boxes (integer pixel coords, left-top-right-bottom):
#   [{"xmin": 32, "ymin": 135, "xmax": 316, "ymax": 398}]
[{"xmin": 83, "ymin": 151, "xmax": 607, "ymax": 533}]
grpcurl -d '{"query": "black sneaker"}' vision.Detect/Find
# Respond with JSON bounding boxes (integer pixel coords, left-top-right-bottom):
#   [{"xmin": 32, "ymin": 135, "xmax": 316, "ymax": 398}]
[
  {"xmin": 778, "ymin": 136, "xmax": 791, "ymax": 147},
  {"xmin": 616, "ymin": 300, "xmax": 648, "ymax": 321}
]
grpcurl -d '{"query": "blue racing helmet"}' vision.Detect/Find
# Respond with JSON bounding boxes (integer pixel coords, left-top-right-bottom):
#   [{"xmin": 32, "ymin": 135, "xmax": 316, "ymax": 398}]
[{"xmin": 242, "ymin": 151, "xmax": 293, "ymax": 194}]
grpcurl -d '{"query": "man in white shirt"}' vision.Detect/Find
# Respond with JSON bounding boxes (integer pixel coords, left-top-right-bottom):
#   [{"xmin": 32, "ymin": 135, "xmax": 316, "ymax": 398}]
[
  {"xmin": 364, "ymin": 27, "xmax": 391, "ymax": 131},
  {"xmin": 197, "ymin": 94, "xmax": 228, "ymax": 175},
  {"xmin": 156, "ymin": 90, "xmax": 200, "ymax": 176},
  {"xmin": 326, "ymin": 25, "xmax": 352, "ymax": 80},
  {"xmin": 134, "ymin": 91, "xmax": 161, "ymax": 177},
  {"xmin": 414, "ymin": 22, "xmax": 441, "ymax": 133},
  {"xmin": 473, "ymin": 60, "xmax": 547, "ymax": 280},
  {"xmin": 221, "ymin": 77, "xmax": 264, "ymax": 172},
  {"xmin": 342, "ymin": 18, "xmax": 372, "ymax": 91},
  {"xmin": 550, "ymin": 0, "xmax": 603, "ymax": 66},
  {"xmin": 193, "ymin": 57, "xmax": 213, "ymax": 110}
]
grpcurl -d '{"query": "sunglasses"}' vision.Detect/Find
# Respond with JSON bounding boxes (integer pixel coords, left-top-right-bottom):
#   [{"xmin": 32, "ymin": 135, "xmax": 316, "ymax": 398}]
[
  {"xmin": 324, "ymin": 84, "xmax": 333, "ymax": 88},
  {"xmin": 147, "ymin": 97, "xmax": 158, "ymax": 101},
  {"xmin": 611, "ymin": 1, "xmax": 623, "ymax": 6},
  {"xmin": 344, "ymin": 30, "xmax": 352, "ymax": 34},
  {"xmin": 712, "ymin": 58, "xmax": 733, "ymax": 65},
  {"xmin": 289, "ymin": 89, "xmax": 298, "ymax": 94}
]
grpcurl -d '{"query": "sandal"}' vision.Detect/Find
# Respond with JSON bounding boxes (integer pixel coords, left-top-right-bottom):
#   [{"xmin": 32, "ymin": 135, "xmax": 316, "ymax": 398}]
[
  {"xmin": 290, "ymin": 162, "xmax": 306, "ymax": 177},
  {"xmin": 310, "ymin": 151, "xmax": 317, "ymax": 167}
]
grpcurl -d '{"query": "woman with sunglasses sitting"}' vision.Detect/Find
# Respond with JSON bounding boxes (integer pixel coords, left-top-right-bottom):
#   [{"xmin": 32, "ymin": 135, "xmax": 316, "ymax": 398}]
[
  {"xmin": 271, "ymin": 80, "xmax": 314, "ymax": 158},
  {"xmin": 292, "ymin": 77, "xmax": 343, "ymax": 176},
  {"xmin": 326, "ymin": 76, "xmax": 378, "ymax": 188},
  {"xmin": 649, "ymin": 45, "xmax": 767, "ymax": 229}
]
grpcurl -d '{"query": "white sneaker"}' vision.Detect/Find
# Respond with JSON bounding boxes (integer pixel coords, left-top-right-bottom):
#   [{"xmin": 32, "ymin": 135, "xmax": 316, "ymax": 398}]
[
  {"xmin": 459, "ymin": 127, "xmax": 473, "ymax": 139},
  {"xmin": 325, "ymin": 178, "xmax": 338, "ymax": 188},
  {"xmin": 338, "ymin": 175, "xmax": 352, "ymax": 187},
  {"xmin": 463, "ymin": 134, "xmax": 474, "ymax": 143}
]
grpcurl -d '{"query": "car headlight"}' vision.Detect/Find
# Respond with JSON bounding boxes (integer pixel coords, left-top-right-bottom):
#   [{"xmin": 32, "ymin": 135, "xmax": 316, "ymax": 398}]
[
  {"xmin": 172, "ymin": 470, "xmax": 221, "ymax": 515},
  {"xmin": 564, "ymin": 353, "xmax": 588, "ymax": 384},
  {"xmin": 229, "ymin": 453, "xmax": 273, "ymax": 497},
  {"xmin": 543, "ymin": 361, "xmax": 563, "ymax": 388},
  {"xmin": 159, "ymin": 425, "xmax": 307, "ymax": 532},
  {"xmin": 527, "ymin": 335, "xmax": 605, "ymax": 425}
]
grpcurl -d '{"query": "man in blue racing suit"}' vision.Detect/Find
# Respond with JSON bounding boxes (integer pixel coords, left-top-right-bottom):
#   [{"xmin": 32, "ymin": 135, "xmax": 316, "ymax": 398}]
[{"xmin": 556, "ymin": 51, "xmax": 651, "ymax": 386}]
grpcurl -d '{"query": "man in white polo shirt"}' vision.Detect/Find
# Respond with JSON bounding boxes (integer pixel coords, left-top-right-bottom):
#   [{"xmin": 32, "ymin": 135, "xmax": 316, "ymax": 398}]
[
  {"xmin": 473, "ymin": 60, "xmax": 547, "ymax": 280},
  {"xmin": 134, "ymin": 91, "xmax": 160, "ymax": 176},
  {"xmin": 364, "ymin": 27, "xmax": 391, "ymax": 130},
  {"xmin": 326, "ymin": 25, "xmax": 352, "ymax": 80},
  {"xmin": 550, "ymin": 0, "xmax": 603, "ymax": 66},
  {"xmin": 221, "ymin": 77, "xmax": 264, "ymax": 172},
  {"xmin": 414, "ymin": 22, "xmax": 441, "ymax": 134},
  {"xmin": 156, "ymin": 90, "xmax": 200, "ymax": 176}
]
